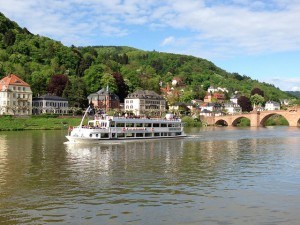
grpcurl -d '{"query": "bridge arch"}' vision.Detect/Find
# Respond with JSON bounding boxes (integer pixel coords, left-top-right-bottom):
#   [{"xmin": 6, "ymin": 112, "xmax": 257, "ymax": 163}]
[
  {"xmin": 208, "ymin": 110, "xmax": 300, "ymax": 127},
  {"xmin": 259, "ymin": 112, "xmax": 289, "ymax": 127},
  {"xmin": 215, "ymin": 119, "xmax": 228, "ymax": 126},
  {"xmin": 232, "ymin": 116, "xmax": 251, "ymax": 126}
]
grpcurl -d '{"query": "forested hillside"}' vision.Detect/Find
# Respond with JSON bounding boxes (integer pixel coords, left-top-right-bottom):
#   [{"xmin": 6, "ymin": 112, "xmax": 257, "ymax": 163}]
[
  {"xmin": 286, "ymin": 91, "xmax": 300, "ymax": 98},
  {"xmin": 0, "ymin": 12, "xmax": 296, "ymax": 108}
]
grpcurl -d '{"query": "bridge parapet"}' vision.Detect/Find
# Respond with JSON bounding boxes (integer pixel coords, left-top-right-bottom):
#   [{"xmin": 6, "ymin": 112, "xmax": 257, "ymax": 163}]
[{"xmin": 202, "ymin": 110, "xmax": 300, "ymax": 127}]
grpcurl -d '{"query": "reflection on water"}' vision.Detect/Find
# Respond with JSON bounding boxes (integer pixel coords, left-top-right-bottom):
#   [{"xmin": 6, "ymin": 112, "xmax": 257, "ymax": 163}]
[{"xmin": 0, "ymin": 127, "xmax": 300, "ymax": 225}]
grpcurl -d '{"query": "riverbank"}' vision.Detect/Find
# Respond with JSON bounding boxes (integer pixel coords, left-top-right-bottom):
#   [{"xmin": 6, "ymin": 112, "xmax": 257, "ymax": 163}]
[{"xmin": 0, "ymin": 115, "xmax": 83, "ymax": 131}]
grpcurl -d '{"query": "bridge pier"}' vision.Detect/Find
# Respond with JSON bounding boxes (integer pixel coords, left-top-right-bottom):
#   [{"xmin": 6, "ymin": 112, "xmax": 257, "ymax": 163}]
[{"xmin": 249, "ymin": 111, "xmax": 260, "ymax": 127}]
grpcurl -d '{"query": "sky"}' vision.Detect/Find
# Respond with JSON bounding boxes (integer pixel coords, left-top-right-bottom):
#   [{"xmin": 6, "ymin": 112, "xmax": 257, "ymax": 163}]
[{"xmin": 1, "ymin": 0, "xmax": 300, "ymax": 91}]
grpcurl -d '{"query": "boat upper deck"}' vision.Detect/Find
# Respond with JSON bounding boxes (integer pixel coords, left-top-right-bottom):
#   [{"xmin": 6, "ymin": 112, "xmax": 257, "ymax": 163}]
[{"xmin": 94, "ymin": 116, "xmax": 182, "ymax": 124}]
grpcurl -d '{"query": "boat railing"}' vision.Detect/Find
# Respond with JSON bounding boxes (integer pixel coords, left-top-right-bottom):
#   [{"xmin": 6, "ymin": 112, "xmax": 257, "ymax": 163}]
[{"xmin": 95, "ymin": 115, "xmax": 182, "ymax": 122}]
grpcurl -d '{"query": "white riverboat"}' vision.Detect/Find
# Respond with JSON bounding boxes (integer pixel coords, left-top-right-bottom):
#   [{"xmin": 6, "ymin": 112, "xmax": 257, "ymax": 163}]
[{"xmin": 66, "ymin": 110, "xmax": 186, "ymax": 143}]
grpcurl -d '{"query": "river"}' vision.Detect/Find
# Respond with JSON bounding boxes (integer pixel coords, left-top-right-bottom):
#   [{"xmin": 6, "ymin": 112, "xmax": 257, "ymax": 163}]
[{"xmin": 0, "ymin": 127, "xmax": 300, "ymax": 225}]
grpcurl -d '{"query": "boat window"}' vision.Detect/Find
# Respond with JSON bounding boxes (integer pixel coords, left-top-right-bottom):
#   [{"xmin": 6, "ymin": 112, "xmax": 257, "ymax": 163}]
[
  {"xmin": 153, "ymin": 123, "xmax": 160, "ymax": 127},
  {"xmin": 96, "ymin": 134, "xmax": 99, "ymax": 137},
  {"xmin": 101, "ymin": 133, "xmax": 109, "ymax": 138},
  {"xmin": 135, "ymin": 123, "xmax": 143, "ymax": 127},
  {"xmin": 161, "ymin": 123, "xmax": 167, "ymax": 127},
  {"xmin": 154, "ymin": 133, "xmax": 160, "ymax": 136},
  {"xmin": 126, "ymin": 133, "xmax": 134, "ymax": 137},
  {"xmin": 126, "ymin": 123, "xmax": 134, "ymax": 127},
  {"xmin": 116, "ymin": 123, "xmax": 125, "ymax": 127},
  {"xmin": 118, "ymin": 133, "xmax": 125, "ymax": 138},
  {"xmin": 168, "ymin": 123, "xmax": 173, "ymax": 127},
  {"xmin": 144, "ymin": 123, "xmax": 152, "ymax": 127},
  {"xmin": 110, "ymin": 121, "xmax": 115, "ymax": 127},
  {"xmin": 136, "ymin": 133, "xmax": 143, "ymax": 137}
]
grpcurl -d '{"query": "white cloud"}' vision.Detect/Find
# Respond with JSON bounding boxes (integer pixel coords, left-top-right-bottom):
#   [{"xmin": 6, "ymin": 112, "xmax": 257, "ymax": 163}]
[
  {"xmin": 1, "ymin": 0, "xmax": 300, "ymax": 56},
  {"xmin": 269, "ymin": 77, "xmax": 300, "ymax": 91},
  {"xmin": 291, "ymin": 86, "xmax": 300, "ymax": 91},
  {"xmin": 161, "ymin": 36, "xmax": 175, "ymax": 46}
]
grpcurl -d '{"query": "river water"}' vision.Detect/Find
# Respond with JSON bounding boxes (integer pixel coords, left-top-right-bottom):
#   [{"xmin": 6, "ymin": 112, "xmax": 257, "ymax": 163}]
[{"xmin": 0, "ymin": 127, "xmax": 300, "ymax": 225}]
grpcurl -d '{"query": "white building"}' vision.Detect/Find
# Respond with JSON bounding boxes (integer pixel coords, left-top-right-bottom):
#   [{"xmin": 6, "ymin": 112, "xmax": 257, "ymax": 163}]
[
  {"xmin": 124, "ymin": 90, "xmax": 166, "ymax": 116},
  {"xmin": 32, "ymin": 94, "xmax": 69, "ymax": 115},
  {"xmin": 230, "ymin": 94, "xmax": 240, "ymax": 104},
  {"xmin": 207, "ymin": 86, "xmax": 229, "ymax": 93},
  {"xmin": 224, "ymin": 102, "xmax": 242, "ymax": 115},
  {"xmin": 265, "ymin": 101, "xmax": 280, "ymax": 111},
  {"xmin": 0, "ymin": 74, "xmax": 32, "ymax": 115}
]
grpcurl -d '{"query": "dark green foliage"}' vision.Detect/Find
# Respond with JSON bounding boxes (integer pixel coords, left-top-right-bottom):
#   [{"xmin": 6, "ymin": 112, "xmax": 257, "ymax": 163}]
[
  {"xmin": 238, "ymin": 96, "xmax": 253, "ymax": 112},
  {"xmin": 48, "ymin": 74, "xmax": 69, "ymax": 96},
  {"xmin": 63, "ymin": 76, "xmax": 88, "ymax": 108},
  {"xmin": 265, "ymin": 115, "xmax": 289, "ymax": 126},
  {"xmin": 181, "ymin": 116, "xmax": 202, "ymax": 127},
  {"xmin": 286, "ymin": 91, "xmax": 300, "ymax": 98},
  {"xmin": 236, "ymin": 118, "xmax": 250, "ymax": 126},
  {"xmin": 251, "ymin": 87, "xmax": 264, "ymax": 97}
]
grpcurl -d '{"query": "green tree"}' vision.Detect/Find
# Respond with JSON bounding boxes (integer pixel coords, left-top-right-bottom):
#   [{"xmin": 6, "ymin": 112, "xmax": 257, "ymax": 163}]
[
  {"xmin": 250, "ymin": 94, "xmax": 265, "ymax": 107},
  {"xmin": 63, "ymin": 76, "xmax": 88, "ymax": 108},
  {"xmin": 100, "ymin": 73, "xmax": 117, "ymax": 93},
  {"xmin": 83, "ymin": 64, "xmax": 105, "ymax": 93},
  {"xmin": 30, "ymin": 70, "xmax": 52, "ymax": 96}
]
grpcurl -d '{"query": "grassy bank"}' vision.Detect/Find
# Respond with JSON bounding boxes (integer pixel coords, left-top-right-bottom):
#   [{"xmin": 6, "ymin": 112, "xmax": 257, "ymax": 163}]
[{"xmin": 0, "ymin": 115, "xmax": 83, "ymax": 131}]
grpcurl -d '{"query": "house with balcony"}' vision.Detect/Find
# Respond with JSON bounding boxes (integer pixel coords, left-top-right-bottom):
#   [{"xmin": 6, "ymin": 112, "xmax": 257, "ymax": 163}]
[
  {"xmin": 0, "ymin": 74, "xmax": 32, "ymax": 115},
  {"xmin": 124, "ymin": 90, "xmax": 166, "ymax": 116}
]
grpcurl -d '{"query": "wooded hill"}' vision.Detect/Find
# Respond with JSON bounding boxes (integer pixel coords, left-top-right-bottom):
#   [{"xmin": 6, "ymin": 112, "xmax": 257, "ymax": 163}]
[{"xmin": 0, "ymin": 12, "xmax": 297, "ymax": 108}]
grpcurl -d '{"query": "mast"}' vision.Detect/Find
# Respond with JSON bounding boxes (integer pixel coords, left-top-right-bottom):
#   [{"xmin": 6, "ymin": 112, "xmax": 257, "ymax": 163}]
[{"xmin": 79, "ymin": 106, "xmax": 91, "ymax": 129}]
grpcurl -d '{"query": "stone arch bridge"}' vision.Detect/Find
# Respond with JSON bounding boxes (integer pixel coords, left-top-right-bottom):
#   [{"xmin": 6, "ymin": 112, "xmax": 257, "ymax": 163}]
[{"xmin": 203, "ymin": 110, "xmax": 300, "ymax": 127}]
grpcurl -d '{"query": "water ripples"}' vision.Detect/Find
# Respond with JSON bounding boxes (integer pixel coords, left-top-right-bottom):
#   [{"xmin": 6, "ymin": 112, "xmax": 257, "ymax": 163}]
[{"xmin": 1, "ymin": 128, "xmax": 300, "ymax": 224}]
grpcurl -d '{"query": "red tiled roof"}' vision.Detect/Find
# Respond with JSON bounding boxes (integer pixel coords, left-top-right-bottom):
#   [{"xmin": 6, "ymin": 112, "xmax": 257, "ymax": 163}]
[{"xmin": 0, "ymin": 74, "xmax": 30, "ymax": 90}]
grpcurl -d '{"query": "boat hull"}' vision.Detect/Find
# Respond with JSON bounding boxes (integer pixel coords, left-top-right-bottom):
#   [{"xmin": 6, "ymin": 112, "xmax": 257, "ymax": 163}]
[{"xmin": 65, "ymin": 134, "xmax": 187, "ymax": 143}]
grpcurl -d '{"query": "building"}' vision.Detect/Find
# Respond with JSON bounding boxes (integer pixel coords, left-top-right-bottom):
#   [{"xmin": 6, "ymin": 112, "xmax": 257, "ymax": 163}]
[
  {"xmin": 204, "ymin": 92, "xmax": 226, "ymax": 103},
  {"xmin": 0, "ymin": 74, "xmax": 32, "ymax": 115},
  {"xmin": 265, "ymin": 101, "xmax": 280, "ymax": 111},
  {"xmin": 207, "ymin": 86, "xmax": 229, "ymax": 93},
  {"xmin": 32, "ymin": 94, "xmax": 69, "ymax": 115},
  {"xmin": 224, "ymin": 102, "xmax": 242, "ymax": 115},
  {"xmin": 87, "ymin": 86, "xmax": 120, "ymax": 113},
  {"xmin": 230, "ymin": 94, "xmax": 240, "ymax": 104},
  {"xmin": 125, "ymin": 90, "xmax": 166, "ymax": 116}
]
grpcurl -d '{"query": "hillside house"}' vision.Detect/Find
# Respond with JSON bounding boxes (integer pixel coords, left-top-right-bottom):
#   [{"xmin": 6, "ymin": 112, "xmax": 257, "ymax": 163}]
[
  {"xmin": 0, "ymin": 74, "xmax": 32, "ymax": 115},
  {"xmin": 224, "ymin": 102, "xmax": 242, "ymax": 115},
  {"xmin": 265, "ymin": 101, "xmax": 280, "ymax": 111},
  {"xmin": 204, "ymin": 92, "xmax": 226, "ymax": 103},
  {"xmin": 124, "ymin": 90, "xmax": 166, "ymax": 116},
  {"xmin": 87, "ymin": 86, "xmax": 120, "ymax": 113},
  {"xmin": 32, "ymin": 94, "xmax": 68, "ymax": 115}
]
